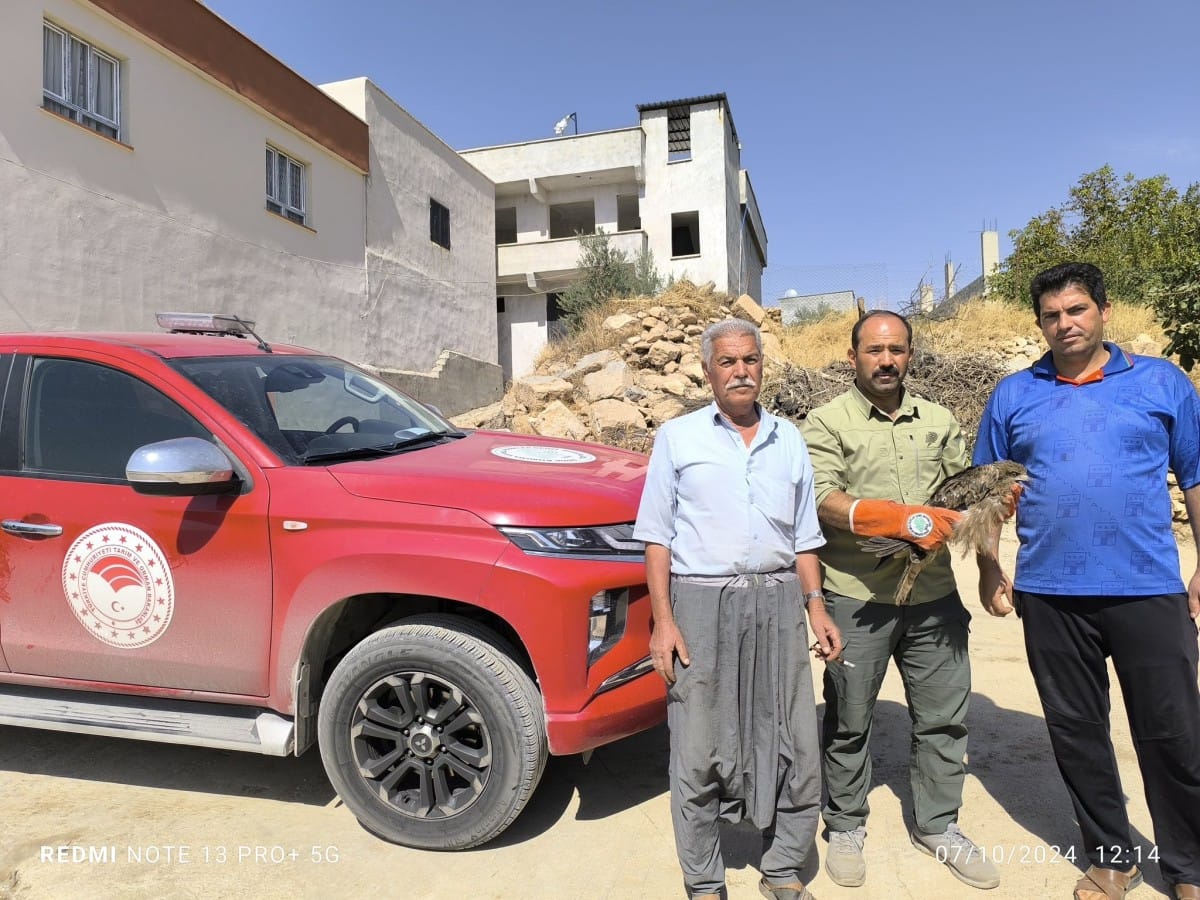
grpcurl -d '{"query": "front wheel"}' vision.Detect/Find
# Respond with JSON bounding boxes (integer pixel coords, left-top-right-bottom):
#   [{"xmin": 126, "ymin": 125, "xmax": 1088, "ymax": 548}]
[{"xmin": 317, "ymin": 620, "xmax": 546, "ymax": 849}]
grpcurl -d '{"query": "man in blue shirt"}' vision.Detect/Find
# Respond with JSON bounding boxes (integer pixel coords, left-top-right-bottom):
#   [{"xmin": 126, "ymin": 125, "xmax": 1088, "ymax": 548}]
[
  {"xmin": 974, "ymin": 262, "xmax": 1200, "ymax": 900},
  {"xmin": 635, "ymin": 318, "xmax": 842, "ymax": 900}
]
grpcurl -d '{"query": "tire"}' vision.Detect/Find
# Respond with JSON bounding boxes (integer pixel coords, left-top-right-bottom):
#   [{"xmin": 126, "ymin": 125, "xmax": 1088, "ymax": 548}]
[
  {"xmin": 394, "ymin": 614, "xmax": 547, "ymax": 787},
  {"xmin": 317, "ymin": 620, "xmax": 547, "ymax": 850}
]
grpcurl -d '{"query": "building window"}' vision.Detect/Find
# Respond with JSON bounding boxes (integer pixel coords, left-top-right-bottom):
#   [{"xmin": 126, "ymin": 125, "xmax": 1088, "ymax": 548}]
[
  {"xmin": 547, "ymin": 293, "xmax": 567, "ymax": 340},
  {"xmin": 42, "ymin": 22, "xmax": 121, "ymax": 140},
  {"xmin": 497, "ymin": 296, "xmax": 506, "ymax": 314},
  {"xmin": 672, "ymin": 211, "xmax": 700, "ymax": 257},
  {"xmin": 430, "ymin": 199, "xmax": 451, "ymax": 249},
  {"xmin": 667, "ymin": 106, "xmax": 691, "ymax": 162},
  {"xmin": 496, "ymin": 207, "xmax": 517, "ymax": 244},
  {"xmin": 617, "ymin": 195, "xmax": 641, "ymax": 232},
  {"xmin": 265, "ymin": 146, "xmax": 306, "ymax": 224},
  {"xmin": 548, "ymin": 201, "xmax": 595, "ymax": 239}
]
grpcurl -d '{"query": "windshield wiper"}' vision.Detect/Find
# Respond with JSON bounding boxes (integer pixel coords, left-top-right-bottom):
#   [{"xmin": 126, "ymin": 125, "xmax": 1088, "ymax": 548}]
[{"xmin": 302, "ymin": 432, "xmax": 449, "ymax": 464}]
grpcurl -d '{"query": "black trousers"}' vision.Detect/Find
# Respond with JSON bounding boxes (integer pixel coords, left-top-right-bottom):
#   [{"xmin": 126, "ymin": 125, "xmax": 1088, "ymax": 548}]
[{"xmin": 1017, "ymin": 591, "xmax": 1200, "ymax": 886}]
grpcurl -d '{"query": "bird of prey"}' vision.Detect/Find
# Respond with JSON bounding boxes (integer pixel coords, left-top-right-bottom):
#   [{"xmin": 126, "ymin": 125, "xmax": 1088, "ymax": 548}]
[{"xmin": 859, "ymin": 460, "xmax": 1028, "ymax": 605}]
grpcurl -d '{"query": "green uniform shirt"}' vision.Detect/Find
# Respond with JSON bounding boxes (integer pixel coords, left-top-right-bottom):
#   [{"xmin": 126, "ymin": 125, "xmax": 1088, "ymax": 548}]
[{"xmin": 800, "ymin": 384, "xmax": 970, "ymax": 604}]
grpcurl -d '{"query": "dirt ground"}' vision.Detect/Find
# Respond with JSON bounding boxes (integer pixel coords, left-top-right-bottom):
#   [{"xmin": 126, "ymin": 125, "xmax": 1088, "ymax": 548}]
[{"xmin": 0, "ymin": 525, "xmax": 1193, "ymax": 900}]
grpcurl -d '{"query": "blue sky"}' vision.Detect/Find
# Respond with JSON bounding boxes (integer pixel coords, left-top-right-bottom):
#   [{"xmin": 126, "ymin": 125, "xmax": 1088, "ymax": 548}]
[{"xmin": 206, "ymin": 0, "xmax": 1200, "ymax": 308}]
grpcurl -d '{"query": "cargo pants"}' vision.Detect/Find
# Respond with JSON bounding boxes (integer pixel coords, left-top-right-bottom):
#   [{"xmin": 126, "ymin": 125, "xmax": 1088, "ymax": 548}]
[{"xmin": 820, "ymin": 590, "xmax": 971, "ymax": 835}]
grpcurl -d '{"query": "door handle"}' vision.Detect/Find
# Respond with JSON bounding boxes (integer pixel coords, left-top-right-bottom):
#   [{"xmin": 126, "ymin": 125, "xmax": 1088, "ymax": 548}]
[{"xmin": 1, "ymin": 520, "xmax": 64, "ymax": 537}]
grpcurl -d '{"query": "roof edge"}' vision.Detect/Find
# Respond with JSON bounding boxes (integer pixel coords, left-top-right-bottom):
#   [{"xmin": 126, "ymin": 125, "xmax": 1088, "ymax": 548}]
[
  {"xmin": 635, "ymin": 92, "xmax": 728, "ymax": 113},
  {"xmin": 87, "ymin": 0, "xmax": 369, "ymax": 172}
]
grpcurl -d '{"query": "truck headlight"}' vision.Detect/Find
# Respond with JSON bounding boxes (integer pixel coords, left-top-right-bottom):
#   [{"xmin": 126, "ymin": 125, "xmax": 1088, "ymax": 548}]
[
  {"xmin": 589, "ymin": 589, "xmax": 629, "ymax": 665},
  {"xmin": 498, "ymin": 524, "xmax": 644, "ymax": 561}
]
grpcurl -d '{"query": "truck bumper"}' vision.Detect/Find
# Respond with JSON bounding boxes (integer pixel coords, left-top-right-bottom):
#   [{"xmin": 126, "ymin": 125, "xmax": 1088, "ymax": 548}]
[{"xmin": 544, "ymin": 663, "xmax": 666, "ymax": 756}]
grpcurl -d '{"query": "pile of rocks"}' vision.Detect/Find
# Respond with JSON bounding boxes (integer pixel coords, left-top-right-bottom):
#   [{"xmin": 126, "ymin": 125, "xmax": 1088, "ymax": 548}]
[
  {"xmin": 995, "ymin": 336, "xmax": 1045, "ymax": 372},
  {"xmin": 453, "ymin": 291, "xmax": 783, "ymax": 451}
]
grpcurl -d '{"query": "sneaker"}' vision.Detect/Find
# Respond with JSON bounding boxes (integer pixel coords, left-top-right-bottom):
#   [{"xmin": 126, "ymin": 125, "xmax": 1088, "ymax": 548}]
[
  {"xmin": 825, "ymin": 826, "xmax": 867, "ymax": 887},
  {"xmin": 910, "ymin": 823, "xmax": 1000, "ymax": 890}
]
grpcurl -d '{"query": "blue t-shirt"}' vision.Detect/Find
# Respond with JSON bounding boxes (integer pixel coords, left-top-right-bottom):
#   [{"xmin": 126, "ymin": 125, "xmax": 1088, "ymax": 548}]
[{"xmin": 974, "ymin": 344, "xmax": 1200, "ymax": 596}]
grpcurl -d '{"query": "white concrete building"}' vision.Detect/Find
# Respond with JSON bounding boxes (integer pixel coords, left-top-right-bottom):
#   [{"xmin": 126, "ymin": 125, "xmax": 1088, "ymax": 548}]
[
  {"xmin": 1, "ymin": 0, "xmax": 499, "ymax": 412},
  {"xmin": 462, "ymin": 94, "xmax": 767, "ymax": 379}
]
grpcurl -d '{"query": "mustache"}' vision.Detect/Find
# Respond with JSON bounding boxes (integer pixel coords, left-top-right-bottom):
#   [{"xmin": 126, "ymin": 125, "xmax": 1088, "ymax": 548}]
[
  {"xmin": 727, "ymin": 377, "xmax": 757, "ymax": 389},
  {"xmin": 873, "ymin": 366, "xmax": 899, "ymax": 376}
]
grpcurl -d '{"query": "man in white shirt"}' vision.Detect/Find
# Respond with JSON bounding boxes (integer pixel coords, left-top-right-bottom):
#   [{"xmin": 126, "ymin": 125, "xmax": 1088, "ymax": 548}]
[{"xmin": 635, "ymin": 318, "xmax": 841, "ymax": 900}]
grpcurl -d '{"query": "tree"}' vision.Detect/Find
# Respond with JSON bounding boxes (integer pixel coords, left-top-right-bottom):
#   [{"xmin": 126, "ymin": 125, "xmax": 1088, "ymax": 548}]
[
  {"xmin": 558, "ymin": 230, "xmax": 662, "ymax": 331},
  {"xmin": 993, "ymin": 166, "xmax": 1200, "ymax": 368}
]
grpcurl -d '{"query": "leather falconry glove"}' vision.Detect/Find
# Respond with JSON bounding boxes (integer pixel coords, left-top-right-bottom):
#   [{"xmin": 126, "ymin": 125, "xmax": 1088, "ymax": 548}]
[{"xmin": 850, "ymin": 499, "xmax": 961, "ymax": 552}]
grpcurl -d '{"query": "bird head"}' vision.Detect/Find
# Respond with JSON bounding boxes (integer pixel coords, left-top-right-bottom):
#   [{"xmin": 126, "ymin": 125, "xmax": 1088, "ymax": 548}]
[{"xmin": 993, "ymin": 460, "xmax": 1029, "ymax": 484}]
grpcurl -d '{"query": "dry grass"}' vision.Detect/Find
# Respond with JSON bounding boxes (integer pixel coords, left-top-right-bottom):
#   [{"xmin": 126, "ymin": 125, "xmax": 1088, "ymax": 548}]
[
  {"xmin": 777, "ymin": 311, "xmax": 858, "ymax": 368},
  {"xmin": 1105, "ymin": 303, "xmax": 1164, "ymax": 344},
  {"xmin": 779, "ymin": 299, "xmax": 1170, "ymax": 371},
  {"xmin": 533, "ymin": 300, "xmax": 631, "ymax": 371},
  {"xmin": 913, "ymin": 301, "xmax": 1041, "ymax": 357}
]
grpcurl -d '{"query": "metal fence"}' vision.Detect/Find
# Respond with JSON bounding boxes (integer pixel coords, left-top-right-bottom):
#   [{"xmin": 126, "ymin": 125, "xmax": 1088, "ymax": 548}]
[{"xmin": 761, "ymin": 263, "xmax": 890, "ymax": 317}]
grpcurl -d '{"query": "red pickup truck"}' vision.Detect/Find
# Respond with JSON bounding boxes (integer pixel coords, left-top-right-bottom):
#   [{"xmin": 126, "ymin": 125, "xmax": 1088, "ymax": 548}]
[{"xmin": 0, "ymin": 314, "xmax": 664, "ymax": 849}]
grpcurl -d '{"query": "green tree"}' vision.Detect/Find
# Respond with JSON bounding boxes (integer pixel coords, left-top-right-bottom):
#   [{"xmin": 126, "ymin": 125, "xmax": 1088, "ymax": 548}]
[
  {"xmin": 994, "ymin": 166, "xmax": 1200, "ymax": 367},
  {"xmin": 558, "ymin": 230, "xmax": 662, "ymax": 331}
]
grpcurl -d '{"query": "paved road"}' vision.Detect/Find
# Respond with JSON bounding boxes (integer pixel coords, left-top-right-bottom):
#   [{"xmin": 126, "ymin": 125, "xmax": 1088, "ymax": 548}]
[{"xmin": 0, "ymin": 527, "xmax": 1189, "ymax": 898}]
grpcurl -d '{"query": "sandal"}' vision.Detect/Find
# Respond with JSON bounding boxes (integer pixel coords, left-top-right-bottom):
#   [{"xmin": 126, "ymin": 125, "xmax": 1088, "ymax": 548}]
[{"xmin": 1073, "ymin": 865, "xmax": 1142, "ymax": 900}]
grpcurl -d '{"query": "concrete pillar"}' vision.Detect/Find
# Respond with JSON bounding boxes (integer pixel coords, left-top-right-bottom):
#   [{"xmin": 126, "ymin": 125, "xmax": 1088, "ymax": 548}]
[
  {"xmin": 944, "ymin": 262, "xmax": 957, "ymax": 301},
  {"xmin": 981, "ymin": 230, "xmax": 1000, "ymax": 288},
  {"xmin": 919, "ymin": 283, "xmax": 935, "ymax": 312}
]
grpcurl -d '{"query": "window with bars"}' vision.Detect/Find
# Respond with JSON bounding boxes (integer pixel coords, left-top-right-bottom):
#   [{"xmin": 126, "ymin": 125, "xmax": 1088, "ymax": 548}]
[
  {"xmin": 266, "ymin": 146, "xmax": 306, "ymax": 224},
  {"xmin": 42, "ymin": 22, "xmax": 121, "ymax": 140},
  {"xmin": 430, "ymin": 199, "xmax": 451, "ymax": 249},
  {"xmin": 667, "ymin": 106, "xmax": 691, "ymax": 162}
]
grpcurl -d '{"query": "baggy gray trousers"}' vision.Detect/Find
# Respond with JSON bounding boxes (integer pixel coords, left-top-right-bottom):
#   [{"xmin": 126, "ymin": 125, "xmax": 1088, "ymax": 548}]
[{"xmin": 667, "ymin": 572, "xmax": 821, "ymax": 896}]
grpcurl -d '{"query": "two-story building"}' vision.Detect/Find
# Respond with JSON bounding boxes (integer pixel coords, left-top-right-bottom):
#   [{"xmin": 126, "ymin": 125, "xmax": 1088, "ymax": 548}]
[
  {"xmin": 2, "ymin": 0, "xmax": 499, "ymax": 412},
  {"xmin": 462, "ymin": 94, "xmax": 767, "ymax": 379},
  {"xmin": 4, "ymin": 2, "xmax": 767, "ymax": 400}
]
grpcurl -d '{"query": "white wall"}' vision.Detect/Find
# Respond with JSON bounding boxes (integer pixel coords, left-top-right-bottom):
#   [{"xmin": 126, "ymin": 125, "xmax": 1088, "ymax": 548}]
[
  {"xmin": 1, "ymin": 0, "xmax": 367, "ymax": 354},
  {"xmin": 501, "ymin": 294, "xmax": 550, "ymax": 379},
  {"xmin": 638, "ymin": 101, "xmax": 732, "ymax": 292},
  {"xmin": 322, "ymin": 78, "xmax": 497, "ymax": 371}
]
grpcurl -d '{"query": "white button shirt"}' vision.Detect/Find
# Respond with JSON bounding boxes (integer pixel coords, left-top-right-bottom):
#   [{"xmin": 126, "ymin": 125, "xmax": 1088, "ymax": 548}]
[{"xmin": 633, "ymin": 403, "xmax": 825, "ymax": 575}]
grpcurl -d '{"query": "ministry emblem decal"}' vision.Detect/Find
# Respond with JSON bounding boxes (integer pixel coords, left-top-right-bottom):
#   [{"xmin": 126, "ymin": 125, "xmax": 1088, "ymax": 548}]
[
  {"xmin": 490, "ymin": 445, "xmax": 596, "ymax": 464},
  {"xmin": 906, "ymin": 512, "xmax": 935, "ymax": 540},
  {"xmin": 62, "ymin": 523, "xmax": 174, "ymax": 649}
]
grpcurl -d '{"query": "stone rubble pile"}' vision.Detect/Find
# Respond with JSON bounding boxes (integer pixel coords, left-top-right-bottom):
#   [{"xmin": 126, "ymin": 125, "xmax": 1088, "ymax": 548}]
[{"xmin": 453, "ymin": 289, "xmax": 785, "ymax": 452}]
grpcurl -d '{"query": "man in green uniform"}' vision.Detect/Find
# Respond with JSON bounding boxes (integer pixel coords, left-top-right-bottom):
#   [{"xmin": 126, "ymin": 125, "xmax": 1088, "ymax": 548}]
[{"xmin": 800, "ymin": 310, "xmax": 999, "ymax": 892}]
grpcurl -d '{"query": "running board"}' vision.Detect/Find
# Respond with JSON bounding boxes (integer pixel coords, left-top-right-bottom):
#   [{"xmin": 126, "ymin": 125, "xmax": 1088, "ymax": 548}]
[{"xmin": 0, "ymin": 685, "xmax": 294, "ymax": 756}]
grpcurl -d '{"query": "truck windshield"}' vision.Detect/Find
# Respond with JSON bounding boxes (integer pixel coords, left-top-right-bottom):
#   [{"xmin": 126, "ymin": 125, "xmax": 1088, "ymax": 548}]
[{"xmin": 170, "ymin": 355, "xmax": 460, "ymax": 464}]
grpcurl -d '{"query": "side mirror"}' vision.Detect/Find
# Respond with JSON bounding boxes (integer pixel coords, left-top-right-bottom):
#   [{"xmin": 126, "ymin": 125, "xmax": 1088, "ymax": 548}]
[{"xmin": 126, "ymin": 437, "xmax": 239, "ymax": 496}]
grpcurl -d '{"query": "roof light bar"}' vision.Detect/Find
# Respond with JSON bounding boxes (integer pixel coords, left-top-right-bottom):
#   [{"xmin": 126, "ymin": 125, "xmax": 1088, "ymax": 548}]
[{"xmin": 155, "ymin": 313, "xmax": 255, "ymax": 336}]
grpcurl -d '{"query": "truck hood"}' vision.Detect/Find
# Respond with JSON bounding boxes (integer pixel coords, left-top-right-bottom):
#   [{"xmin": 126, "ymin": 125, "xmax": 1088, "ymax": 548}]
[{"xmin": 329, "ymin": 430, "xmax": 648, "ymax": 526}]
